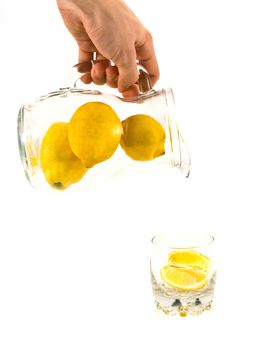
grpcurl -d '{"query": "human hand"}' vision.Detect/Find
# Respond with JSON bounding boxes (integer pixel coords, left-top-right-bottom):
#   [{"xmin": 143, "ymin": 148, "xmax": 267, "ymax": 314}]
[{"xmin": 56, "ymin": 0, "xmax": 159, "ymax": 96}]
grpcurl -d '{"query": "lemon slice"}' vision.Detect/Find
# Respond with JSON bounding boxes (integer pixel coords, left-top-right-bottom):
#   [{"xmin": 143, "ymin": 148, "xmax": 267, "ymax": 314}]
[
  {"xmin": 168, "ymin": 250, "xmax": 210, "ymax": 272},
  {"xmin": 160, "ymin": 250, "xmax": 211, "ymax": 291}
]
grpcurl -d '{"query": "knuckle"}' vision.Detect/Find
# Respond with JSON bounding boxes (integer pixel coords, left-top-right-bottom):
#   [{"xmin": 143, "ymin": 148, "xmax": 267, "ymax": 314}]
[{"xmin": 117, "ymin": 53, "xmax": 136, "ymax": 71}]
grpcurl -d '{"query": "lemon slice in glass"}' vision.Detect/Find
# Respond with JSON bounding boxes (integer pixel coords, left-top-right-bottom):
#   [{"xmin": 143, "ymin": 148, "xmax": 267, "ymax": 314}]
[{"xmin": 160, "ymin": 250, "xmax": 211, "ymax": 291}]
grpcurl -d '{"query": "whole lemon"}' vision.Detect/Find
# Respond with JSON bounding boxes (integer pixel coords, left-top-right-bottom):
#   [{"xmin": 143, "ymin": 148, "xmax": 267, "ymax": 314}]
[
  {"xmin": 120, "ymin": 114, "xmax": 166, "ymax": 161},
  {"xmin": 40, "ymin": 122, "xmax": 87, "ymax": 190},
  {"xmin": 68, "ymin": 102, "xmax": 122, "ymax": 168}
]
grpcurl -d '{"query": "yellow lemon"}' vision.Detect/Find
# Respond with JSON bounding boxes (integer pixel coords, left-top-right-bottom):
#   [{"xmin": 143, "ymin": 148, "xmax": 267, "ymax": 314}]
[
  {"xmin": 120, "ymin": 114, "xmax": 166, "ymax": 161},
  {"xmin": 160, "ymin": 250, "xmax": 211, "ymax": 291},
  {"xmin": 68, "ymin": 102, "xmax": 122, "ymax": 168},
  {"xmin": 168, "ymin": 250, "xmax": 211, "ymax": 272},
  {"xmin": 40, "ymin": 122, "xmax": 87, "ymax": 190}
]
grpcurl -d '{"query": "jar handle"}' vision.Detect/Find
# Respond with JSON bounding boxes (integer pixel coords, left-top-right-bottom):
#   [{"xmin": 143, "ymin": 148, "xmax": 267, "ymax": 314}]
[{"xmin": 72, "ymin": 57, "xmax": 153, "ymax": 94}]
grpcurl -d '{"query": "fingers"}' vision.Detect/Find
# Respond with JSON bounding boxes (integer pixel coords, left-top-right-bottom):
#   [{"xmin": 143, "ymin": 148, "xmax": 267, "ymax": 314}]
[
  {"xmin": 81, "ymin": 73, "xmax": 92, "ymax": 84},
  {"xmin": 77, "ymin": 60, "xmax": 142, "ymax": 97},
  {"xmin": 114, "ymin": 48, "xmax": 139, "ymax": 92},
  {"xmin": 78, "ymin": 49, "xmax": 112, "ymax": 85},
  {"xmin": 117, "ymin": 62, "xmax": 139, "ymax": 93},
  {"xmin": 77, "ymin": 48, "xmax": 151, "ymax": 98},
  {"xmin": 77, "ymin": 48, "xmax": 138, "ymax": 94},
  {"xmin": 78, "ymin": 49, "xmax": 93, "ymax": 84},
  {"xmin": 105, "ymin": 66, "xmax": 140, "ymax": 97},
  {"xmin": 106, "ymin": 65, "xmax": 118, "ymax": 88},
  {"xmin": 114, "ymin": 32, "xmax": 159, "ymax": 92},
  {"xmin": 78, "ymin": 48, "xmax": 94, "ymax": 65},
  {"xmin": 91, "ymin": 59, "xmax": 110, "ymax": 85},
  {"xmin": 136, "ymin": 31, "xmax": 160, "ymax": 86},
  {"xmin": 122, "ymin": 84, "xmax": 140, "ymax": 98}
]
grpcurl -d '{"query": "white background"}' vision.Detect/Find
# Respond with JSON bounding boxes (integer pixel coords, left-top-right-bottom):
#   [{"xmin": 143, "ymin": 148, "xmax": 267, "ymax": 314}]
[{"xmin": 1, "ymin": 0, "xmax": 273, "ymax": 349}]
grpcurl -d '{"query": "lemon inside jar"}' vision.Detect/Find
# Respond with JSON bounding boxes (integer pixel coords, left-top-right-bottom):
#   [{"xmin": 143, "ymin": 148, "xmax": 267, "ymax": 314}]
[
  {"xmin": 40, "ymin": 122, "xmax": 87, "ymax": 190},
  {"xmin": 120, "ymin": 114, "xmax": 166, "ymax": 161},
  {"xmin": 68, "ymin": 102, "xmax": 123, "ymax": 168},
  {"xmin": 40, "ymin": 102, "xmax": 122, "ymax": 190}
]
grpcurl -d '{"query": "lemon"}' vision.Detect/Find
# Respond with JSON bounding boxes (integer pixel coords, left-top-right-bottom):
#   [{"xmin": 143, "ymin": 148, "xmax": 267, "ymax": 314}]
[
  {"xmin": 40, "ymin": 122, "xmax": 87, "ymax": 190},
  {"xmin": 168, "ymin": 250, "xmax": 211, "ymax": 272},
  {"xmin": 160, "ymin": 266, "xmax": 208, "ymax": 291},
  {"xmin": 68, "ymin": 102, "xmax": 122, "ymax": 168},
  {"xmin": 120, "ymin": 114, "xmax": 166, "ymax": 161},
  {"xmin": 160, "ymin": 250, "xmax": 211, "ymax": 291}
]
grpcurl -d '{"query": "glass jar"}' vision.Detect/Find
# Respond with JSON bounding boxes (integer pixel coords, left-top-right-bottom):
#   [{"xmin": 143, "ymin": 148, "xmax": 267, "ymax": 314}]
[{"xmin": 17, "ymin": 62, "xmax": 191, "ymax": 190}]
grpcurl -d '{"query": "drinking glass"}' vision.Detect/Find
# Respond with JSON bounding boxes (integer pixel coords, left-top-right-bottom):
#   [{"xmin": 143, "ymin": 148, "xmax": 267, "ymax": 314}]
[{"xmin": 150, "ymin": 233, "xmax": 216, "ymax": 316}]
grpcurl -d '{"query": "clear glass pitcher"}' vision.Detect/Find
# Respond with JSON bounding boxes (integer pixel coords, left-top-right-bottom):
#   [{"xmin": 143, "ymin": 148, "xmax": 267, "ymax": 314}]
[{"xmin": 17, "ymin": 62, "xmax": 191, "ymax": 190}]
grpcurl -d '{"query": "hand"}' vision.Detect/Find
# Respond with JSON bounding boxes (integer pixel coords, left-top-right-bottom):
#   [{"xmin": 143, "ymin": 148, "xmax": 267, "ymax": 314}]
[{"xmin": 56, "ymin": 0, "xmax": 159, "ymax": 96}]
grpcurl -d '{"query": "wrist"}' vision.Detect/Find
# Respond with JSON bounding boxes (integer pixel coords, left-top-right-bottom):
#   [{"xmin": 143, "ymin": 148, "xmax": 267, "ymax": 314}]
[{"xmin": 57, "ymin": 0, "xmax": 123, "ymax": 14}]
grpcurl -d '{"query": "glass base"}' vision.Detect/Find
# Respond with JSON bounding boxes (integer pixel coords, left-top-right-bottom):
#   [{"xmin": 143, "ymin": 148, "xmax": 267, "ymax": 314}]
[
  {"xmin": 151, "ymin": 271, "xmax": 216, "ymax": 317},
  {"xmin": 155, "ymin": 299, "xmax": 213, "ymax": 317}
]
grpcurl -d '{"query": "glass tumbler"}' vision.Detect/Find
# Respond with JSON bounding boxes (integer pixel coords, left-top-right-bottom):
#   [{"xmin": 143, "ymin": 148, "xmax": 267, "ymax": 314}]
[
  {"xmin": 17, "ymin": 61, "xmax": 191, "ymax": 190},
  {"xmin": 150, "ymin": 233, "xmax": 216, "ymax": 317}
]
